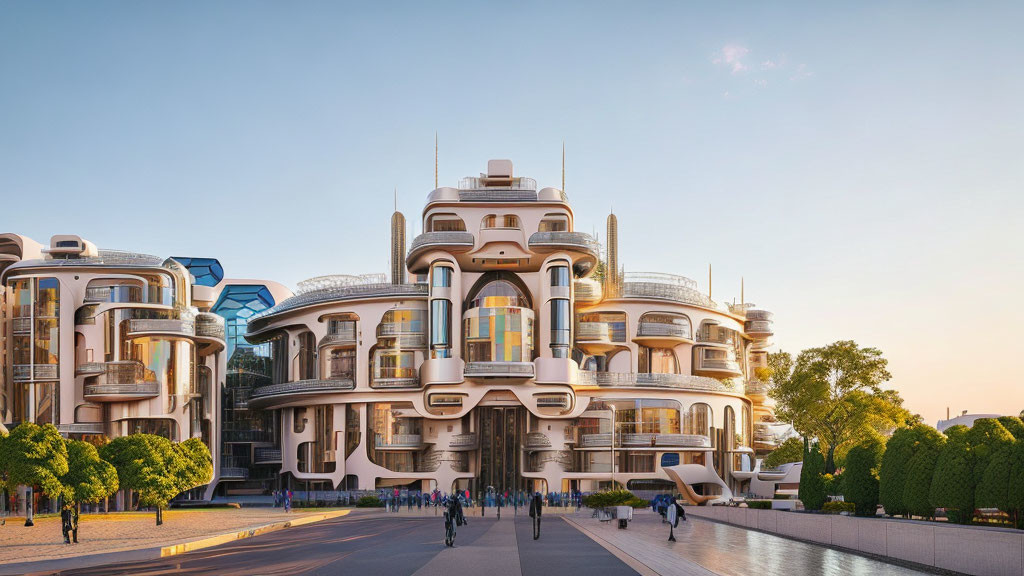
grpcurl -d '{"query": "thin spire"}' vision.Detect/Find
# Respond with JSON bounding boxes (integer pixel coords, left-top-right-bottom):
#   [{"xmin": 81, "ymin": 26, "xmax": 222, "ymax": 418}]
[
  {"xmin": 394, "ymin": 187, "xmax": 397, "ymax": 212},
  {"xmin": 434, "ymin": 132, "xmax": 438, "ymax": 189},
  {"xmin": 561, "ymin": 141, "xmax": 565, "ymax": 193},
  {"xmin": 741, "ymin": 277, "xmax": 745, "ymax": 305},
  {"xmin": 708, "ymin": 263, "xmax": 713, "ymax": 299}
]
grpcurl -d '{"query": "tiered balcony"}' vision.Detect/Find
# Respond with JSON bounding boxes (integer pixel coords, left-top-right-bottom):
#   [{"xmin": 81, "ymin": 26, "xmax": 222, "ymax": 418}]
[
  {"xmin": 527, "ymin": 232, "xmax": 600, "ymax": 275},
  {"xmin": 576, "ymin": 371, "xmax": 742, "ymax": 393},
  {"xmin": 449, "ymin": 433, "xmax": 478, "ymax": 451},
  {"xmin": 254, "ymin": 447, "xmax": 282, "ymax": 464},
  {"xmin": 194, "ymin": 312, "xmax": 226, "ymax": 354},
  {"xmin": 634, "ymin": 318, "xmax": 693, "ymax": 347},
  {"xmin": 320, "ymin": 324, "xmax": 357, "ymax": 347},
  {"xmin": 741, "ymin": 309, "xmax": 770, "ymax": 336},
  {"xmin": 249, "ymin": 379, "xmax": 355, "ymax": 408},
  {"xmin": 579, "ymin": 432, "xmax": 711, "ymax": 449},
  {"xmin": 13, "ymin": 364, "xmax": 58, "ymax": 382},
  {"xmin": 83, "ymin": 361, "xmax": 159, "ymax": 401},
  {"xmin": 126, "ymin": 318, "xmax": 195, "ymax": 339},
  {"xmin": 220, "ymin": 467, "xmax": 250, "ymax": 480},
  {"xmin": 573, "ymin": 278, "xmax": 602, "ymax": 305},
  {"xmin": 525, "ymin": 432, "xmax": 552, "ymax": 450},
  {"xmin": 745, "ymin": 379, "xmax": 771, "ymax": 399},
  {"xmin": 376, "ymin": 322, "xmax": 427, "ymax": 348},
  {"xmin": 575, "ymin": 322, "xmax": 619, "ymax": 354},
  {"xmin": 58, "ymin": 422, "xmax": 105, "ymax": 435},
  {"xmin": 407, "ymin": 231, "xmax": 476, "ymax": 265},
  {"xmin": 370, "ymin": 376, "xmax": 421, "ymax": 389},
  {"xmin": 464, "ymin": 361, "xmax": 534, "ymax": 379},
  {"xmin": 619, "ymin": 272, "xmax": 718, "ymax": 309},
  {"xmin": 374, "ymin": 433, "xmax": 425, "ymax": 450},
  {"xmin": 693, "ymin": 348, "xmax": 742, "ymax": 377}
]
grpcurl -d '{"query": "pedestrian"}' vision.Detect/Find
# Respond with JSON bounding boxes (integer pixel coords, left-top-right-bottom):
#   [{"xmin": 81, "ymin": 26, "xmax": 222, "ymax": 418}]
[
  {"xmin": 60, "ymin": 502, "xmax": 78, "ymax": 544},
  {"xmin": 667, "ymin": 498, "xmax": 678, "ymax": 542},
  {"xmin": 529, "ymin": 492, "xmax": 542, "ymax": 540},
  {"xmin": 285, "ymin": 490, "xmax": 292, "ymax": 513}
]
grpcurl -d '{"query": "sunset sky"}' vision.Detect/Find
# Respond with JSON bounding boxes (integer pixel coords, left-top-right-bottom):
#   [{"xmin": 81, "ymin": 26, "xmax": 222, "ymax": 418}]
[{"xmin": 2, "ymin": 1, "xmax": 1021, "ymax": 424}]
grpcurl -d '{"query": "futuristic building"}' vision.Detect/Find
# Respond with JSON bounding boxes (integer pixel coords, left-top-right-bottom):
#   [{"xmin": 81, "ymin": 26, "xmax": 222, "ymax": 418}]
[
  {"xmin": 241, "ymin": 160, "xmax": 783, "ymax": 499},
  {"xmin": 0, "ymin": 235, "xmax": 288, "ymax": 500},
  {"xmin": 0, "ymin": 160, "xmax": 786, "ymax": 501}
]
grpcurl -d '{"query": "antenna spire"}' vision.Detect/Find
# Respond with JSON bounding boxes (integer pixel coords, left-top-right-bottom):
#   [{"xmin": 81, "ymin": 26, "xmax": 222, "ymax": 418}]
[
  {"xmin": 394, "ymin": 187, "xmax": 397, "ymax": 212},
  {"xmin": 708, "ymin": 263, "xmax": 713, "ymax": 299},
  {"xmin": 434, "ymin": 132, "xmax": 438, "ymax": 189},
  {"xmin": 741, "ymin": 277, "xmax": 745, "ymax": 305},
  {"xmin": 561, "ymin": 141, "xmax": 565, "ymax": 193}
]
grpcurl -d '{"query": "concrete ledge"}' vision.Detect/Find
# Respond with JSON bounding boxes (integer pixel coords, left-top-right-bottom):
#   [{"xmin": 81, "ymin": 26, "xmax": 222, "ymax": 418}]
[
  {"xmin": 686, "ymin": 506, "xmax": 1024, "ymax": 576},
  {"xmin": 160, "ymin": 510, "xmax": 350, "ymax": 557}
]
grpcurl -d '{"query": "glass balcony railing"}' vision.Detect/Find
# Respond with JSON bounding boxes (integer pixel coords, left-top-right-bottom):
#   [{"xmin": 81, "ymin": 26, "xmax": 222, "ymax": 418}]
[
  {"xmin": 464, "ymin": 361, "xmax": 535, "ymax": 378},
  {"xmin": 449, "ymin": 433, "xmax": 478, "ymax": 449},
  {"xmin": 525, "ymin": 432, "xmax": 552, "ymax": 449},
  {"xmin": 636, "ymin": 321, "xmax": 691, "ymax": 340},
  {"xmin": 576, "ymin": 371, "xmax": 741, "ymax": 393},
  {"xmin": 375, "ymin": 433, "xmax": 424, "ymax": 449}
]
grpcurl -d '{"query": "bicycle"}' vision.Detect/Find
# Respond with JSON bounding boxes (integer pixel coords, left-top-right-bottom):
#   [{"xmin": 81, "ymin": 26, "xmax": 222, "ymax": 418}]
[{"xmin": 444, "ymin": 509, "xmax": 456, "ymax": 547}]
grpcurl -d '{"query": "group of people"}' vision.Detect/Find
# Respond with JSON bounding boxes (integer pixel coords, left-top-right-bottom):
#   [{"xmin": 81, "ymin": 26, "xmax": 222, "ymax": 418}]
[
  {"xmin": 651, "ymin": 494, "xmax": 687, "ymax": 541},
  {"xmin": 272, "ymin": 489, "xmax": 293, "ymax": 512}
]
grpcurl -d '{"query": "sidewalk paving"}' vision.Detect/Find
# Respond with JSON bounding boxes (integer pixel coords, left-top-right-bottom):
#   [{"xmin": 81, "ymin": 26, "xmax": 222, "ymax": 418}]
[{"xmin": 0, "ymin": 507, "xmax": 347, "ymax": 573}]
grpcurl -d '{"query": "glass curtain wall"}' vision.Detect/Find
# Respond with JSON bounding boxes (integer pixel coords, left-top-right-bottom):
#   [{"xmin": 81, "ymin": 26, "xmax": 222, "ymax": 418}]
[
  {"xmin": 549, "ymin": 265, "xmax": 570, "ymax": 358},
  {"xmin": 9, "ymin": 277, "xmax": 60, "ymax": 425},
  {"xmin": 463, "ymin": 274, "xmax": 534, "ymax": 363}
]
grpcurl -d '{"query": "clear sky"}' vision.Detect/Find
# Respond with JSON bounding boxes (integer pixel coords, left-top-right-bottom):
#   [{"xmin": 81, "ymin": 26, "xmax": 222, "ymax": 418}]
[{"xmin": 2, "ymin": 1, "xmax": 1022, "ymax": 425}]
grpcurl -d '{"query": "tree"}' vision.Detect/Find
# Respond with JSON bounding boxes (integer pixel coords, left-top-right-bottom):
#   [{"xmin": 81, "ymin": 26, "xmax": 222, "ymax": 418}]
[
  {"xmin": 100, "ymin": 434, "xmax": 212, "ymax": 526},
  {"xmin": 100, "ymin": 435, "xmax": 181, "ymax": 526},
  {"xmin": 879, "ymin": 426, "xmax": 918, "ymax": 517},
  {"xmin": 996, "ymin": 416, "xmax": 1024, "ymax": 440},
  {"xmin": 62, "ymin": 440, "xmax": 118, "ymax": 506},
  {"xmin": 763, "ymin": 437, "xmax": 803, "ymax": 468},
  {"xmin": 770, "ymin": 341, "xmax": 912, "ymax": 474},
  {"xmin": 965, "ymin": 419, "xmax": 1014, "ymax": 494},
  {"xmin": 1007, "ymin": 440, "xmax": 1024, "ymax": 528},
  {"xmin": 0, "ymin": 423, "xmax": 69, "ymax": 527},
  {"xmin": 842, "ymin": 435, "xmax": 884, "ymax": 516},
  {"xmin": 930, "ymin": 430, "xmax": 974, "ymax": 524},
  {"xmin": 901, "ymin": 426, "xmax": 945, "ymax": 519},
  {"xmin": 799, "ymin": 442, "xmax": 826, "ymax": 511}
]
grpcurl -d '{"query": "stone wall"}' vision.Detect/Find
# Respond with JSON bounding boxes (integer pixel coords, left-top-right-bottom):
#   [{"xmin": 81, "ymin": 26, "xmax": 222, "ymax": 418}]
[{"xmin": 687, "ymin": 505, "xmax": 1024, "ymax": 576}]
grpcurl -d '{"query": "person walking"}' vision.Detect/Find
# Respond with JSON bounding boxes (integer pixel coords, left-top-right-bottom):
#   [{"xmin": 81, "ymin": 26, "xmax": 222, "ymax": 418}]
[
  {"xmin": 667, "ymin": 498, "xmax": 678, "ymax": 542},
  {"xmin": 60, "ymin": 502, "xmax": 78, "ymax": 544},
  {"xmin": 284, "ymin": 489, "xmax": 292, "ymax": 513},
  {"xmin": 528, "ymin": 492, "xmax": 542, "ymax": 540}
]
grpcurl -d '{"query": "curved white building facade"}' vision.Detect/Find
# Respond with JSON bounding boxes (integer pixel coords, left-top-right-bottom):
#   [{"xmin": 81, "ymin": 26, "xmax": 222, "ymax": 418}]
[{"xmin": 243, "ymin": 160, "xmax": 781, "ymax": 498}]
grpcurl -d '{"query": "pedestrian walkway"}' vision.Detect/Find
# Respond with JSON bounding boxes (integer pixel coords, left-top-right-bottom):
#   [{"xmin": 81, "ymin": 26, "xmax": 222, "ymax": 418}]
[
  {"xmin": 0, "ymin": 507, "xmax": 345, "ymax": 571},
  {"xmin": 565, "ymin": 509, "xmax": 934, "ymax": 576},
  {"xmin": 412, "ymin": 515, "xmax": 521, "ymax": 575}
]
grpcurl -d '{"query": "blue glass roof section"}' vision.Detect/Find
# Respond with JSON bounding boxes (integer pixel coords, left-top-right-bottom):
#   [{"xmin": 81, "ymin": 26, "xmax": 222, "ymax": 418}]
[
  {"xmin": 211, "ymin": 284, "xmax": 276, "ymax": 320},
  {"xmin": 171, "ymin": 257, "xmax": 225, "ymax": 287}
]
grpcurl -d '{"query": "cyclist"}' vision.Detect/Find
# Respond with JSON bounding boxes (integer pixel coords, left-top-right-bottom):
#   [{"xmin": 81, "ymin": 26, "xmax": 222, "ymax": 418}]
[{"xmin": 444, "ymin": 492, "xmax": 465, "ymax": 547}]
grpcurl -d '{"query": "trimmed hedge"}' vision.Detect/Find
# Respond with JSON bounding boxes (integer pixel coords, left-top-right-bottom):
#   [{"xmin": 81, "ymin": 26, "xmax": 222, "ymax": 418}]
[
  {"xmin": 902, "ymin": 427, "xmax": 944, "ymax": 519},
  {"xmin": 823, "ymin": 501, "xmax": 856, "ymax": 514},
  {"xmin": 746, "ymin": 500, "xmax": 772, "ymax": 509},
  {"xmin": 582, "ymin": 489, "xmax": 648, "ymax": 509},
  {"xmin": 356, "ymin": 495, "xmax": 384, "ymax": 508},
  {"xmin": 929, "ymin": 433, "xmax": 974, "ymax": 524}
]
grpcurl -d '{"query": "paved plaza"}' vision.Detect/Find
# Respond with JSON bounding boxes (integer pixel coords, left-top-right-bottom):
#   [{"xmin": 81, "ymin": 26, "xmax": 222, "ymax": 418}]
[{"xmin": 1, "ymin": 508, "xmax": 944, "ymax": 576}]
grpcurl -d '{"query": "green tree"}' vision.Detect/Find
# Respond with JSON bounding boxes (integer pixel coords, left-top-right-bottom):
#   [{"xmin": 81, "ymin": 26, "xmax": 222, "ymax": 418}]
[
  {"xmin": 1006, "ymin": 440, "xmax": 1024, "ymax": 528},
  {"xmin": 799, "ymin": 442, "xmax": 826, "ymax": 511},
  {"xmin": 996, "ymin": 416, "xmax": 1024, "ymax": 439},
  {"xmin": 0, "ymin": 423, "xmax": 69, "ymax": 526},
  {"xmin": 879, "ymin": 426, "xmax": 919, "ymax": 517},
  {"xmin": 930, "ymin": 431, "xmax": 974, "ymax": 524},
  {"xmin": 62, "ymin": 440, "xmax": 118, "ymax": 506},
  {"xmin": 763, "ymin": 437, "xmax": 804, "ymax": 468},
  {"xmin": 965, "ymin": 419, "xmax": 1014, "ymax": 492},
  {"xmin": 173, "ymin": 437, "xmax": 213, "ymax": 493},
  {"xmin": 901, "ymin": 427, "xmax": 945, "ymax": 519},
  {"xmin": 770, "ymin": 341, "xmax": 912, "ymax": 473},
  {"xmin": 100, "ymin": 435, "xmax": 182, "ymax": 526},
  {"xmin": 842, "ymin": 435, "xmax": 884, "ymax": 516}
]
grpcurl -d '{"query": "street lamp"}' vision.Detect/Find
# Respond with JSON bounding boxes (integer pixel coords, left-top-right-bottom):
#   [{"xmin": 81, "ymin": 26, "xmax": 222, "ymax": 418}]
[{"xmin": 609, "ymin": 404, "xmax": 616, "ymax": 489}]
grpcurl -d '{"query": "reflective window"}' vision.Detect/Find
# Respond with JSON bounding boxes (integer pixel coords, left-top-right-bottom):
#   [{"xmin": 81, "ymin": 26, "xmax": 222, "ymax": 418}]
[
  {"xmin": 427, "ymin": 213, "xmax": 466, "ymax": 232},
  {"xmin": 430, "ymin": 299, "xmax": 452, "ymax": 358},
  {"xmin": 327, "ymin": 348, "xmax": 356, "ymax": 380},
  {"xmin": 549, "ymin": 265, "xmax": 570, "ymax": 287},
  {"xmin": 578, "ymin": 312, "xmax": 627, "ymax": 342},
  {"xmin": 539, "ymin": 213, "xmax": 569, "ymax": 232},
  {"xmin": 481, "ymin": 214, "xmax": 520, "ymax": 229},
  {"xmin": 431, "ymin": 266, "xmax": 453, "ymax": 288},
  {"xmin": 683, "ymin": 403, "xmax": 712, "ymax": 437},
  {"xmin": 638, "ymin": 346, "xmax": 678, "ymax": 374},
  {"xmin": 550, "ymin": 299, "xmax": 570, "ymax": 357}
]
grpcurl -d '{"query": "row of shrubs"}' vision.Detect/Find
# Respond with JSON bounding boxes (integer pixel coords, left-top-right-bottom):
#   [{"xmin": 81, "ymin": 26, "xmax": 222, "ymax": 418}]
[
  {"xmin": 581, "ymin": 490, "xmax": 648, "ymax": 509},
  {"xmin": 797, "ymin": 416, "xmax": 1024, "ymax": 526}
]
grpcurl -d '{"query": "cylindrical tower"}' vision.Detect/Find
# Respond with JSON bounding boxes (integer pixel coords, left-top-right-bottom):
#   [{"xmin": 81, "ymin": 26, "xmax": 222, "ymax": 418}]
[
  {"xmin": 605, "ymin": 212, "xmax": 619, "ymax": 297},
  {"xmin": 390, "ymin": 210, "xmax": 406, "ymax": 285}
]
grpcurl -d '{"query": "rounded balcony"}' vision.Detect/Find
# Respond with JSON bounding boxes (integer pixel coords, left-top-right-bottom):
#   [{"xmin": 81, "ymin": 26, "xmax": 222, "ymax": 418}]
[{"xmin": 248, "ymin": 378, "xmax": 355, "ymax": 409}]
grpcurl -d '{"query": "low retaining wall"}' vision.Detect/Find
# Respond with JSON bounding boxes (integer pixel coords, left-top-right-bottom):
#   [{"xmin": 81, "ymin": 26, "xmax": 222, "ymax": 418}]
[{"xmin": 687, "ymin": 506, "xmax": 1023, "ymax": 576}]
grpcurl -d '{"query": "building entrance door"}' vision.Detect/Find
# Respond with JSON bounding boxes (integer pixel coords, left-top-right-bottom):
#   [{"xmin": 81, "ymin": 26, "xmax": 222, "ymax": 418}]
[{"xmin": 476, "ymin": 406, "xmax": 526, "ymax": 495}]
